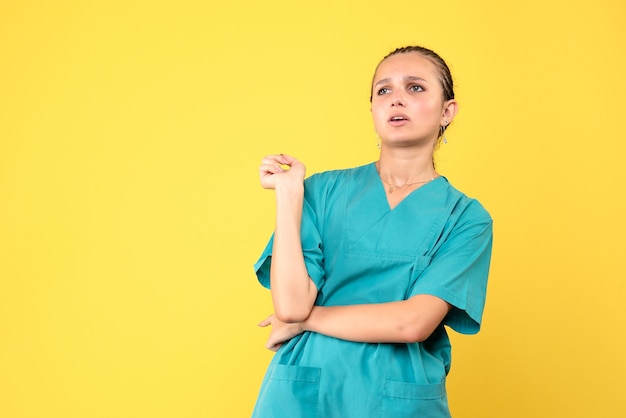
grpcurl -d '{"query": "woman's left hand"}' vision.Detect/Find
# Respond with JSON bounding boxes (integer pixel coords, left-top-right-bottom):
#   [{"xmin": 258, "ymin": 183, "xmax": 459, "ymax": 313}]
[{"xmin": 258, "ymin": 314, "xmax": 305, "ymax": 352}]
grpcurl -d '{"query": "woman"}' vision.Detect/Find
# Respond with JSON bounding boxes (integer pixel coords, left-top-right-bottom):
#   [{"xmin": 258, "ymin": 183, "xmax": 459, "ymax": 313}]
[{"xmin": 253, "ymin": 46, "xmax": 493, "ymax": 417}]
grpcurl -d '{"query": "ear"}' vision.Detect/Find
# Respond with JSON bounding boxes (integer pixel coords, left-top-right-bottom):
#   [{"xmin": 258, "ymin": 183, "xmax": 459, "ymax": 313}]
[{"xmin": 441, "ymin": 99, "xmax": 458, "ymax": 125}]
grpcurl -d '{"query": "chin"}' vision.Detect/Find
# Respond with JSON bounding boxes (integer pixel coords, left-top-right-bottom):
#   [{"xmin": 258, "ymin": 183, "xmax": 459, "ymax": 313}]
[
  {"xmin": 385, "ymin": 135, "xmax": 433, "ymax": 148},
  {"xmin": 385, "ymin": 133, "xmax": 419, "ymax": 142}
]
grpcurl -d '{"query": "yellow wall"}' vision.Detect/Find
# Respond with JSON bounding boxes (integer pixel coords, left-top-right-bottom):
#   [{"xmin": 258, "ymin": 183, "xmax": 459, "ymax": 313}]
[{"xmin": 1, "ymin": 1, "xmax": 624, "ymax": 417}]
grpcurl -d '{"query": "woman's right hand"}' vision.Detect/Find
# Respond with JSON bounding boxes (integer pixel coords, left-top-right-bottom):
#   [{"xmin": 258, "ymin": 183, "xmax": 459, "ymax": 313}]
[{"xmin": 259, "ymin": 154, "xmax": 306, "ymax": 190}]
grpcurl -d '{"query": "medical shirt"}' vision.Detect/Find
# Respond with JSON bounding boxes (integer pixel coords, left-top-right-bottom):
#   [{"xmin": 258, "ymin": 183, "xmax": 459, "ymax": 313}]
[{"xmin": 252, "ymin": 162, "xmax": 493, "ymax": 418}]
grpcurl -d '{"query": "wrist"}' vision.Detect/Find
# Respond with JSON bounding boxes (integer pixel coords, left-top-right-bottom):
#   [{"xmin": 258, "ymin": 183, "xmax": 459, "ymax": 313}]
[
  {"xmin": 275, "ymin": 178, "xmax": 304, "ymax": 195},
  {"xmin": 275, "ymin": 181, "xmax": 304, "ymax": 209},
  {"xmin": 301, "ymin": 306, "xmax": 317, "ymax": 333}
]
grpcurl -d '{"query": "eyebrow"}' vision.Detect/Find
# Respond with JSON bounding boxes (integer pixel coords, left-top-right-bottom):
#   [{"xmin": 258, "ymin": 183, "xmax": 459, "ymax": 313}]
[{"xmin": 374, "ymin": 76, "xmax": 428, "ymax": 87}]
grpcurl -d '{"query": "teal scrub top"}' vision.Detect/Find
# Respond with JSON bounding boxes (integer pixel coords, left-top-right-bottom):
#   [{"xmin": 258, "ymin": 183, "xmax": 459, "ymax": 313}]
[{"xmin": 252, "ymin": 163, "xmax": 493, "ymax": 418}]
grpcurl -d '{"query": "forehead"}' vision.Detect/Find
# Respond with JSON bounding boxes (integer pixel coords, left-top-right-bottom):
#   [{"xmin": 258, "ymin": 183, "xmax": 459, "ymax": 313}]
[{"xmin": 373, "ymin": 52, "xmax": 439, "ymax": 82}]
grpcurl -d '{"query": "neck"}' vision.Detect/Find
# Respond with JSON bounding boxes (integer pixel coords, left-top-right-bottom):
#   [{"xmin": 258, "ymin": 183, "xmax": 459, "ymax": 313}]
[{"xmin": 377, "ymin": 149, "xmax": 438, "ymax": 185}]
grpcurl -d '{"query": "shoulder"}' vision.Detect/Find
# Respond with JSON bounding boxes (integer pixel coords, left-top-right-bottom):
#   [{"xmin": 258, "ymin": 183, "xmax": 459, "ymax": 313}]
[
  {"xmin": 304, "ymin": 162, "xmax": 374, "ymax": 194},
  {"xmin": 302, "ymin": 163, "xmax": 375, "ymax": 217},
  {"xmin": 440, "ymin": 178, "xmax": 492, "ymax": 225},
  {"xmin": 306, "ymin": 162, "xmax": 373, "ymax": 184}
]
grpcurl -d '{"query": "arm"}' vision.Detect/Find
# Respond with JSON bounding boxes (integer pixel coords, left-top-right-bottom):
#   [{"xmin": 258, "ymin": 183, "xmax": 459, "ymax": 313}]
[
  {"xmin": 259, "ymin": 200, "xmax": 492, "ymax": 349},
  {"xmin": 260, "ymin": 294, "xmax": 450, "ymax": 350},
  {"xmin": 296, "ymin": 214, "xmax": 492, "ymax": 341},
  {"xmin": 259, "ymin": 154, "xmax": 318, "ymax": 323},
  {"xmin": 304, "ymin": 294, "xmax": 450, "ymax": 343}
]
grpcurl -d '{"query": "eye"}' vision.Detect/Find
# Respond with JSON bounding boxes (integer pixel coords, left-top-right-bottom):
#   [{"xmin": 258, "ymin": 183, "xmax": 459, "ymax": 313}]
[
  {"xmin": 409, "ymin": 84, "xmax": 424, "ymax": 92},
  {"xmin": 377, "ymin": 87, "xmax": 390, "ymax": 95}
]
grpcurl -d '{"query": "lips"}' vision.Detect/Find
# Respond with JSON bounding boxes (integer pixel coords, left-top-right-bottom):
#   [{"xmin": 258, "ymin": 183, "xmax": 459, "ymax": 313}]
[{"xmin": 388, "ymin": 113, "xmax": 410, "ymax": 125}]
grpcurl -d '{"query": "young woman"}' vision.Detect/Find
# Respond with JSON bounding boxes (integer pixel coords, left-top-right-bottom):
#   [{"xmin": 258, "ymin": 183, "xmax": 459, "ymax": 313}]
[{"xmin": 253, "ymin": 46, "xmax": 493, "ymax": 417}]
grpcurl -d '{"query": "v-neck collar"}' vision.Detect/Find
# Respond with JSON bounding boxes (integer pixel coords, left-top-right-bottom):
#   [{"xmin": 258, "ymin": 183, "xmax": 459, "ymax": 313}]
[
  {"xmin": 365, "ymin": 162, "xmax": 446, "ymax": 212},
  {"xmin": 341, "ymin": 163, "xmax": 453, "ymax": 258}
]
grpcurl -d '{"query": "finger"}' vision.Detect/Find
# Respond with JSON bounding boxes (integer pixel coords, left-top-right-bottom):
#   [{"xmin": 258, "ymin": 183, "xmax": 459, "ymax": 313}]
[
  {"xmin": 265, "ymin": 334, "xmax": 280, "ymax": 349},
  {"xmin": 262, "ymin": 154, "xmax": 297, "ymax": 166},
  {"xmin": 266, "ymin": 342, "xmax": 283, "ymax": 352},
  {"xmin": 278, "ymin": 153, "xmax": 297, "ymax": 165},
  {"xmin": 259, "ymin": 163, "xmax": 284, "ymax": 175},
  {"xmin": 258, "ymin": 314, "xmax": 275, "ymax": 327},
  {"xmin": 261, "ymin": 154, "xmax": 291, "ymax": 165}
]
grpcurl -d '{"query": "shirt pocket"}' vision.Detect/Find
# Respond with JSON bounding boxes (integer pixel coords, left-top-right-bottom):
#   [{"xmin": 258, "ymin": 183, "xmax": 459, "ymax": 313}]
[
  {"xmin": 380, "ymin": 379, "xmax": 451, "ymax": 418},
  {"xmin": 253, "ymin": 364, "xmax": 321, "ymax": 418}
]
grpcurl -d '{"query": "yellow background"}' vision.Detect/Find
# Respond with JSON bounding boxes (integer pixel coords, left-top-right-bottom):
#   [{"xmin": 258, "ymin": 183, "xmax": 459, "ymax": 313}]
[{"xmin": 1, "ymin": 1, "xmax": 625, "ymax": 417}]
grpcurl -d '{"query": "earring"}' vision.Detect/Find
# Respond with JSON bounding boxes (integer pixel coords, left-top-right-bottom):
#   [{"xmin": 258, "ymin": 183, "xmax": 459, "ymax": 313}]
[
  {"xmin": 441, "ymin": 121, "xmax": 448, "ymax": 144},
  {"xmin": 376, "ymin": 134, "xmax": 381, "ymax": 150}
]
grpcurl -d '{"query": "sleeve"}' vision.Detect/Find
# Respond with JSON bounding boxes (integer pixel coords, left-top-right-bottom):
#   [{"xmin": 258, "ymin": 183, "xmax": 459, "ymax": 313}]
[
  {"xmin": 409, "ymin": 208, "xmax": 493, "ymax": 335},
  {"xmin": 253, "ymin": 191, "xmax": 326, "ymax": 291}
]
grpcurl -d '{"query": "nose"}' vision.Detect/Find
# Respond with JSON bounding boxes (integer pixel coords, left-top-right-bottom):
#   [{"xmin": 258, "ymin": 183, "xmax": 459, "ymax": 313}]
[{"xmin": 391, "ymin": 94, "xmax": 406, "ymax": 107}]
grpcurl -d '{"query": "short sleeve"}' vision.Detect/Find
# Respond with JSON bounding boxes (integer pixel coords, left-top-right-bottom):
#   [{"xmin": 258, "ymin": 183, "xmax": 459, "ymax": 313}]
[
  {"xmin": 253, "ymin": 196, "xmax": 325, "ymax": 291},
  {"xmin": 410, "ymin": 208, "xmax": 493, "ymax": 335}
]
